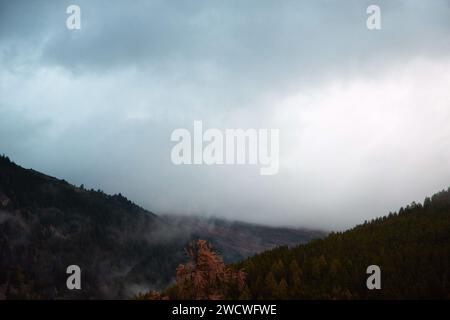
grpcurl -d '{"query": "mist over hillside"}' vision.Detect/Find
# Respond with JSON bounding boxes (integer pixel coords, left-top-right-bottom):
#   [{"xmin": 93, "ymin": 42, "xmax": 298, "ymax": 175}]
[
  {"xmin": 0, "ymin": 155, "xmax": 323, "ymax": 299},
  {"xmin": 150, "ymin": 189, "xmax": 450, "ymax": 300},
  {"xmin": 163, "ymin": 215, "xmax": 325, "ymax": 262}
]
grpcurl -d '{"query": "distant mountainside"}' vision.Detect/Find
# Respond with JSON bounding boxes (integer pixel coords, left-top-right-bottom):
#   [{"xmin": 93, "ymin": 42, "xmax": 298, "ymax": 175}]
[
  {"xmin": 0, "ymin": 155, "xmax": 322, "ymax": 299},
  {"xmin": 231, "ymin": 189, "xmax": 450, "ymax": 299},
  {"xmin": 163, "ymin": 215, "xmax": 325, "ymax": 262}
]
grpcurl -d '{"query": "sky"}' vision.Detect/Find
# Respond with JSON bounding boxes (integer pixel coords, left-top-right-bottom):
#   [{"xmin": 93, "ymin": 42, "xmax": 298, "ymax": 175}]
[{"xmin": 1, "ymin": 0, "xmax": 450, "ymax": 230}]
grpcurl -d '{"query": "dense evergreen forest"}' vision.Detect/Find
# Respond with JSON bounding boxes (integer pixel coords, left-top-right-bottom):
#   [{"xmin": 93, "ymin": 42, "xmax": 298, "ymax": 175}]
[
  {"xmin": 2, "ymin": 154, "xmax": 449, "ymax": 299},
  {"xmin": 232, "ymin": 189, "xmax": 450, "ymax": 299},
  {"xmin": 0, "ymin": 155, "xmax": 319, "ymax": 299},
  {"xmin": 0, "ymin": 155, "xmax": 189, "ymax": 299}
]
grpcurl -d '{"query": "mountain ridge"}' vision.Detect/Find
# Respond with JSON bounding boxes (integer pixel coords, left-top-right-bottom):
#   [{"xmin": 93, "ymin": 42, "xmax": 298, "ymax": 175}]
[
  {"xmin": 230, "ymin": 188, "xmax": 450, "ymax": 299},
  {"xmin": 0, "ymin": 154, "xmax": 323, "ymax": 299}
]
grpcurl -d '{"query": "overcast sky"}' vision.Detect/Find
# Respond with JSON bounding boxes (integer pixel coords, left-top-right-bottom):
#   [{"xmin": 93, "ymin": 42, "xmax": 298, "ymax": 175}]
[{"xmin": 1, "ymin": 0, "xmax": 450, "ymax": 230}]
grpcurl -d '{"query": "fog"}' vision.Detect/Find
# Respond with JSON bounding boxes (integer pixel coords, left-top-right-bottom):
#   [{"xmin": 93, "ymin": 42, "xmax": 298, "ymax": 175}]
[{"xmin": 1, "ymin": 0, "xmax": 450, "ymax": 230}]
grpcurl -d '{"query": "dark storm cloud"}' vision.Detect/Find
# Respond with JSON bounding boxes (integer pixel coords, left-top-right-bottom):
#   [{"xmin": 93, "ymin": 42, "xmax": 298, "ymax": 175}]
[
  {"xmin": 1, "ymin": 0, "xmax": 450, "ymax": 229},
  {"xmin": 2, "ymin": 1, "xmax": 450, "ymax": 84}
]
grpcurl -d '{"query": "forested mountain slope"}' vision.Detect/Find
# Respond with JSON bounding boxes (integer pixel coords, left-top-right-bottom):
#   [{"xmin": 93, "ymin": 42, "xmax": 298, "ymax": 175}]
[
  {"xmin": 163, "ymin": 215, "xmax": 325, "ymax": 262},
  {"xmin": 0, "ymin": 155, "xmax": 190, "ymax": 299},
  {"xmin": 0, "ymin": 155, "xmax": 322, "ymax": 299},
  {"xmin": 234, "ymin": 190, "xmax": 450, "ymax": 299}
]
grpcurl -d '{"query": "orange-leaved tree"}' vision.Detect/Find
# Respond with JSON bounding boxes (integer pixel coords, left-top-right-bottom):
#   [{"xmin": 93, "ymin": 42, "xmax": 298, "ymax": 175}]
[{"xmin": 137, "ymin": 239, "xmax": 248, "ymax": 300}]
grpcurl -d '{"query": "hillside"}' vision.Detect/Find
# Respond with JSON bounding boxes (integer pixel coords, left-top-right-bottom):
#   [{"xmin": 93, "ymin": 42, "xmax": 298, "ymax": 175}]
[
  {"xmin": 0, "ymin": 155, "xmax": 322, "ymax": 299},
  {"xmin": 0, "ymin": 155, "xmax": 192, "ymax": 299},
  {"xmin": 163, "ymin": 215, "xmax": 325, "ymax": 262},
  {"xmin": 232, "ymin": 189, "xmax": 450, "ymax": 299}
]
